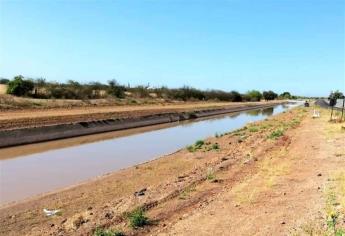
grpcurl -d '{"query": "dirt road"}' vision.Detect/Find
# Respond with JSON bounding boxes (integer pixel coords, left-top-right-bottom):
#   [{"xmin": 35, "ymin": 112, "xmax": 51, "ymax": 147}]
[{"xmin": 0, "ymin": 105, "xmax": 344, "ymax": 235}]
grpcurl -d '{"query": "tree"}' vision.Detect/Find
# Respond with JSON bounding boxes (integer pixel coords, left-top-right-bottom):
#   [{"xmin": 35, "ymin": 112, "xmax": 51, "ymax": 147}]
[
  {"xmin": 263, "ymin": 91, "xmax": 278, "ymax": 101},
  {"xmin": 330, "ymin": 90, "xmax": 344, "ymax": 100},
  {"xmin": 229, "ymin": 91, "xmax": 242, "ymax": 102},
  {"xmin": 7, "ymin": 75, "xmax": 34, "ymax": 96},
  {"xmin": 279, "ymin": 92, "xmax": 292, "ymax": 99},
  {"xmin": 107, "ymin": 79, "xmax": 126, "ymax": 98},
  {"xmin": 328, "ymin": 91, "xmax": 341, "ymax": 120},
  {"xmin": 0, "ymin": 78, "xmax": 9, "ymax": 84},
  {"xmin": 245, "ymin": 90, "xmax": 263, "ymax": 102}
]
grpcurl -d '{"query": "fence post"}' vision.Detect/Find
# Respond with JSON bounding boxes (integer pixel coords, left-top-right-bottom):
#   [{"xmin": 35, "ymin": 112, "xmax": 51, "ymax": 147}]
[{"xmin": 341, "ymin": 97, "xmax": 345, "ymax": 121}]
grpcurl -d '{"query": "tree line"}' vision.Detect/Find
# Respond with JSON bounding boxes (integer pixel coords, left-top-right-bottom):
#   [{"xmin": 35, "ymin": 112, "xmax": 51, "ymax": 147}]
[{"xmin": 1, "ymin": 75, "xmax": 296, "ymax": 102}]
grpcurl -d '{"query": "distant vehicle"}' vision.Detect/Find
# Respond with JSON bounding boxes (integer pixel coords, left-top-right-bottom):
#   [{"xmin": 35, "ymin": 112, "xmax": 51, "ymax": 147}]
[{"xmin": 304, "ymin": 101, "xmax": 309, "ymax": 107}]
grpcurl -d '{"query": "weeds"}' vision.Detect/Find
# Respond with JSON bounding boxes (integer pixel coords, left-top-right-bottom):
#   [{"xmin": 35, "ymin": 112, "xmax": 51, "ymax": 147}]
[
  {"xmin": 127, "ymin": 208, "xmax": 149, "ymax": 229},
  {"xmin": 206, "ymin": 168, "xmax": 216, "ymax": 180},
  {"xmin": 187, "ymin": 140, "xmax": 220, "ymax": 152},
  {"xmin": 179, "ymin": 185, "xmax": 196, "ymax": 200},
  {"xmin": 324, "ymin": 171, "xmax": 345, "ymax": 235},
  {"xmin": 94, "ymin": 227, "xmax": 125, "ymax": 236},
  {"xmin": 211, "ymin": 143, "xmax": 220, "ymax": 150},
  {"xmin": 187, "ymin": 140, "xmax": 205, "ymax": 152},
  {"xmin": 267, "ymin": 129, "xmax": 284, "ymax": 139},
  {"xmin": 248, "ymin": 126, "xmax": 259, "ymax": 132}
]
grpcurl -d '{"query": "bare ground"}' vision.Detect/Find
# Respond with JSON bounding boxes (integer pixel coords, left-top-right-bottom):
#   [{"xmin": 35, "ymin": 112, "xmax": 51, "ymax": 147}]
[{"xmin": 0, "ymin": 105, "xmax": 344, "ymax": 236}]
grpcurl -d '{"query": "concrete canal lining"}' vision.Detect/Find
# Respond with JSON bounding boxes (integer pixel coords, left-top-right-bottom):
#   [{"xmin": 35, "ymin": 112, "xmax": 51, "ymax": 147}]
[{"xmin": 0, "ymin": 103, "xmax": 284, "ymax": 148}]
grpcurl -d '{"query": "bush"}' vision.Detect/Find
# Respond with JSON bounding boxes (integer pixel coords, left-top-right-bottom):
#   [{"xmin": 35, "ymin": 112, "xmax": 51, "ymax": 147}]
[
  {"xmin": 7, "ymin": 75, "xmax": 34, "ymax": 96},
  {"xmin": 128, "ymin": 208, "xmax": 149, "ymax": 229}
]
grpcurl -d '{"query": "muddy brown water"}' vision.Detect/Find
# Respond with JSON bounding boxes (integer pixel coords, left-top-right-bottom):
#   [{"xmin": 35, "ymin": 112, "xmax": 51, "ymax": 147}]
[{"xmin": 0, "ymin": 103, "xmax": 300, "ymax": 205}]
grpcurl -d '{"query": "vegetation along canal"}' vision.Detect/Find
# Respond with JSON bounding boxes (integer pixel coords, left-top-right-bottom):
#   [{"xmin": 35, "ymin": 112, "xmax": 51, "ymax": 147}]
[{"xmin": 0, "ymin": 103, "xmax": 300, "ymax": 205}]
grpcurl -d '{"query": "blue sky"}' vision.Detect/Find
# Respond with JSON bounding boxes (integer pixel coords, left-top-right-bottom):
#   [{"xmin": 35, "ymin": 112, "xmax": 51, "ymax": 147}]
[{"xmin": 0, "ymin": 0, "xmax": 344, "ymax": 96}]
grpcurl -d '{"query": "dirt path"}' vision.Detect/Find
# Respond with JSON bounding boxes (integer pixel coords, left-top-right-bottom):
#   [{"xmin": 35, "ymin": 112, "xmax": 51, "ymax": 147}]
[
  {"xmin": 149, "ymin": 108, "xmax": 345, "ymax": 235},
  {"xmin": 0, "ymin": 101, "xmax": 281, "ymax": 130},
  {"xmin": 0, "ymin": 106, "xmax": 343, "ymax": 236}
]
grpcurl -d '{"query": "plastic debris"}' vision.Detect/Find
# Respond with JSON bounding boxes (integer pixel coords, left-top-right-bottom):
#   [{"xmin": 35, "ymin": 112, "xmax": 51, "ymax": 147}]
[
  {"xmin": 312, "ymin": 110, "xmax": 320, "ymax": 118},
  {"xmin": 43, "ymin": 208, "xmax": 61, "ymax": 216}
]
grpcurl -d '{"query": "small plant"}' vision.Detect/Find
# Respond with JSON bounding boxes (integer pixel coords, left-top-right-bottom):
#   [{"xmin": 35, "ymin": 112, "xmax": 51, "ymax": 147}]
[
  {"xmin": 127, "ymin": 208, "xmax": 149, "ymax": 229},
  {"xmin": 248, "ymin": 126, "xmax": 259, "ymax": 132},
  {"xmin": 186, "ymin": 145, "xmax": 195, "ymax": 152},
  {"xmin": 94, "ymin": 227, "xmax": 125, "ymax": 236},
  {"xmin": 326, "ymin": 212, "xmax": 345, "ymax": 236},
  {"xmin": 206, "ymin": 168, "xmax": 216, "ymax": 180},
  {"xmin": 179, "ymin": 185, "xmax": 196, "ymax": 200},
  {"xmin": 211, "ymin": 143, "xmax": 220, "ymax": 150},
  {"xmin": 267, "ymin": 129, "xmax": 284, "ymax": 139},
  {"xmin": 195, "ymin": 140, "xmax": 204, "ymax": 147},
  {"xmin": 187, "ymin": 140, "xmax": 205, "ymax": 152}
]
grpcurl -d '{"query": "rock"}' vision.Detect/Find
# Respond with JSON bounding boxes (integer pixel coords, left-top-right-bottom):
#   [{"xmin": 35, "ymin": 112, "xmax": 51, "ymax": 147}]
[
  {"xmin": 61, "ymin": 218, "xmax": 67, "ymax": 224},
  {"xmin": 134, "ymin": 188, "xmax": 147, "ymax": 196},
  {"xmin": 281, "ymin": 221, "xmax": 286, "ymax": 225},
  {"xmin": 87, "ymin": 207, "xmax": 92, "ymax": 211},
  {"xmin": 50, "ymin": 223, "xmax": 55, "ymax": 227},
  {"xmin": 317, "ymin": 173, "xmax": 322, "ymax": 177},
  {"xmin": 221, "ymin": 157, "xmax": 229, "ymax": 161},
  {"xmin": 105, "ymin": 212, "xmax": 113, "ymax": 219},
  {"xmin": 73, "ymin": 216, "xmax": 86, "ymax": 229}
]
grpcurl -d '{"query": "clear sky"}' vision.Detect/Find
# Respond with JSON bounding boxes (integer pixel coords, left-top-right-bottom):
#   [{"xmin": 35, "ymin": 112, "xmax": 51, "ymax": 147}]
[{"xmin": 0, "ymin": 0, "xmax": 344, "ymax": 96}]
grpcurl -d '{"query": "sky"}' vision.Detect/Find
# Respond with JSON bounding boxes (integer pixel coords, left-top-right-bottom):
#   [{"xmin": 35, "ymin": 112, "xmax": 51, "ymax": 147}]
[{"xmin": 0, "ymin": 0, "xmax": 344, "ymax": 96}]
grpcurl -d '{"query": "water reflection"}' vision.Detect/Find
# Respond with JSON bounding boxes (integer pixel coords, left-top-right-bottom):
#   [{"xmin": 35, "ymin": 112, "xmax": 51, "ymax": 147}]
[
  {"xmin": 0, "ymin": 103, "xmax": 299, "ymax": 205},
  {"xmin": 262, "ymin": 107, "xmax": 274, "ymax": 116}
]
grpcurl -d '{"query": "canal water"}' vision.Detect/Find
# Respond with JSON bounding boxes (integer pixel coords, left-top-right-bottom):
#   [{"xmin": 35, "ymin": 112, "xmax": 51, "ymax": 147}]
[{"xmin": 0, "ymin": 103, "xmax": 299, "ymax": 205}]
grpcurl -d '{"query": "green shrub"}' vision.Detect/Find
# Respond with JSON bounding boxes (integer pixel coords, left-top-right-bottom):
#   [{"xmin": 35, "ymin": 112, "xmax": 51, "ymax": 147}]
[
  {"xmin": 186, "ymin": 145, "xmax": 194, "ymax": 152},
  {"xmin": 7, "ymin": 75, "xmax": 34, "ymax": 96},
  {"xmin": 195, "ymin": 140, "xmax": 204, "ymax": 147},
  {"xmin": 128, "ymin": 208, "xmax": 149, "ymax": 229}
]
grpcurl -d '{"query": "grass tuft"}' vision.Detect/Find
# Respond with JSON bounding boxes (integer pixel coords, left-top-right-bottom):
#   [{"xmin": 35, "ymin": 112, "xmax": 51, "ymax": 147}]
[
  {"xmin": 94, "ymin": 227, "xmax": 125, "ymax": 236},
  {"xmin": 267, "ymin": 129, "xmax": 284, "ymax": 139},
  {"xmin": 206, "ymin": 168, "xmax": 216, "ymax": 180}
]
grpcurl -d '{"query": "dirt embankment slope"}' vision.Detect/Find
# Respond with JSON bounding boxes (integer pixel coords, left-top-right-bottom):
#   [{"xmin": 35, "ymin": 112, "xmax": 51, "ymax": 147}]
[
  {"xmin": 1, "ymin": 105, "xmax": 344, "ymax": 236},
  {"xmin": 0, "ymin": 100, "xmax": 281, "ymax": 131}
]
